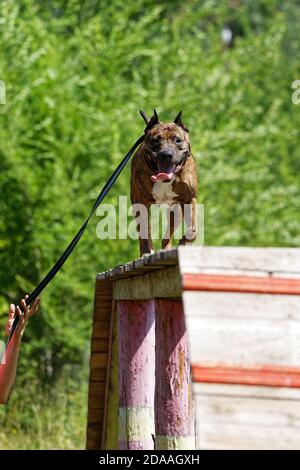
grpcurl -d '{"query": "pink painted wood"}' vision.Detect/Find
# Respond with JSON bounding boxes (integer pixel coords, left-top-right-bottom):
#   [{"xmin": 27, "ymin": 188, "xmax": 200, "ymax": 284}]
[
  {"xmin": 118, "ymin": 299, "xmax": 155, "ymax": 450},
  {"xmin": 155, "ymin": 299, "xmax": 195, "ymax": 449}
]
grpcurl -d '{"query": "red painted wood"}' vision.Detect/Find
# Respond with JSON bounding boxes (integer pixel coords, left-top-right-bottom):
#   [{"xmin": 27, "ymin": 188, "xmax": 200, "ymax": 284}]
[
  {"xmin": 192, "ymin": 364, "xmax": 300, "ymax": 388},
  {"xmin": 118, "ymin": 299, "xmax": 155, "ymax": 450},
  {"xmin": 155, "ymin": 299, "xmax": 195, "ymax": 447},
  {"xmin": 183, "ymin": 273, "xmax": 300, "ymax": 295}
]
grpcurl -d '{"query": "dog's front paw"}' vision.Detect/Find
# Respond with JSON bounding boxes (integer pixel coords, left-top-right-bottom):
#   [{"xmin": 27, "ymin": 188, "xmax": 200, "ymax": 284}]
[{"xmin": 179, "ymin": 228, "xmax": 197, "ymax": 245}]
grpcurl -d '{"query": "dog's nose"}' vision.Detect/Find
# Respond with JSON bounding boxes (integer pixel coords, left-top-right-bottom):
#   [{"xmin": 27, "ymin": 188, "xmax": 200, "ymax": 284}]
[{"xmin": 158, "ymin": 151, "xmax": 173, "ymax": 160}]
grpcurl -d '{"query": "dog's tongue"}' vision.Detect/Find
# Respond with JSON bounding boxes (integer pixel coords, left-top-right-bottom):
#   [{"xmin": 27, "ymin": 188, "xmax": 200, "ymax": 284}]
[{"xmin": 151, "ymin": 172, "xmax": 174, "ymax": 182}]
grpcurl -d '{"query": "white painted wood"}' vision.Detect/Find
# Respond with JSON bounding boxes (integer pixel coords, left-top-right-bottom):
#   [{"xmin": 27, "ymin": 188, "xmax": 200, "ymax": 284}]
[
  {"xmin": 186, "ymin": 315, "xmax": 300, "ymax": 366},
  {"xmin": 155, "ymin": 436, "xmax": 196, "ymax": 450},
  {"xmin": 182, "ymin": 291, "xmax": 300, "ymax": 366},
  {"xmin": 194, "ymin": 384, "xmax": 300, "ymax": 449},
  {"xmin": 119, "ymin": 406, "xmax": 155, "ymax": 442},
  {"xmin": 179, "ymin": 246, "xmax": 300, "ymax": 275},
  {"xmin": 183, "ymin": 291, "xmax": 300, "ymax": 321}
]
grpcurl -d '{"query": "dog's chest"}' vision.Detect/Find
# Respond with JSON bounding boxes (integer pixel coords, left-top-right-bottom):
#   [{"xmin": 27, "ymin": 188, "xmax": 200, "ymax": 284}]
[{"xmin": 152, "ymin": 180, "xmax": 178, "ymax": 205}]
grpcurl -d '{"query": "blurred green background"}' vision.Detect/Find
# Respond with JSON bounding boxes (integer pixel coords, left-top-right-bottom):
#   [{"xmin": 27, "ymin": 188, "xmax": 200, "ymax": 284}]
[{"xmin": 0, "ymin": 0, "xmax": 299, "ymax": 449}]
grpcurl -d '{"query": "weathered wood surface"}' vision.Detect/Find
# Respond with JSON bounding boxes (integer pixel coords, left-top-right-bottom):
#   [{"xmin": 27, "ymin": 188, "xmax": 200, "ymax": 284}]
[
  {"xmin": 155, "ymin": 299, "xmax": 195, "ymax": 450},
  {"xmin": 118, "ymin": 300, "xmax": 156, "ymax": 450},
  {"xmin": 178, "ymin": 246, "xmax": 300, "ymax": 275},
  {"xmin": 103, "ymin": 303, "xmax": 119, "ymax": 449},
  {"xmin": 194, "ymin": 383, "xmax": 300, "ymax": 450},
  {"xmin": 114, "ymin": 266, "xmax": 181, "ymax": 300},
  {"xmin": 183, "ymin": 291, "xmax": 300, "ymax": 367},
  {"xmin": 182, "ymin": 273, "xmax": 300, "ymax": 295},
  {"xmin": 87, "ymin": 246, "xmax": 300, "ymax": 451},
  {"xmin": 97, "ymin": 248, "xmax": 178, "ymax": 281},
  {"xmin": 86, "ymin": 279, "xmax": 113, "ymax": 450}
]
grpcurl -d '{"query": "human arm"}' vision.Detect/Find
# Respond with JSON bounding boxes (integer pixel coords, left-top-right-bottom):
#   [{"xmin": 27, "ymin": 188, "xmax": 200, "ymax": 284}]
[{"xmin": 0, "ymin": 296, "xmax": 40, "ymax": 404}]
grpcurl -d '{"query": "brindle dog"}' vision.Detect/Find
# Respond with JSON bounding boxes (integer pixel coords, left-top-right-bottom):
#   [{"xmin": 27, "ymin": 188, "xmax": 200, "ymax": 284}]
[{"xmin": 130, "ymin": 110, "xmax": 198, "ymax": 256}]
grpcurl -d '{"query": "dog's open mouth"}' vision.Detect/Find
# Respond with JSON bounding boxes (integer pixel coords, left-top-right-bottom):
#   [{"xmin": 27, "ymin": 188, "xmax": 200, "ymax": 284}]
[{"xmin": 151, "ymin": 163, "xmax": 182, "ymax": 182}]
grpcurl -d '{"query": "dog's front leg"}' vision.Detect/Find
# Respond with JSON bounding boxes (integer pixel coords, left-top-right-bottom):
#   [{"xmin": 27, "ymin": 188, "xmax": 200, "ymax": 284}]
[
  {"xmin": 135, "ymin": 205, "xmax": 153, "ymax": 256},
  {"xmin": 179, "ymin": 197, "xmax": 197, "ymax": 245},
  {"xmin": 162, "ymin": 204, "xmax": 182, "ymax": 250}
]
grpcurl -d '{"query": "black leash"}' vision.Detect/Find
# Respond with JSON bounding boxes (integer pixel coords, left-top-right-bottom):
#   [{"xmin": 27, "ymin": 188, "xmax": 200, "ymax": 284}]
[{"xmin": 7, "ymin": 134, "xmax": 144, "ymax": 345}]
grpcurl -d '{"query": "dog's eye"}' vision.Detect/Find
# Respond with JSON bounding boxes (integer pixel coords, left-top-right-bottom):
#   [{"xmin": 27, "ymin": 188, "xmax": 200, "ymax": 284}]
[
  {"xmin": 150, "ymin": 137, "xmax": 160, "ymax": 146},
  {"xmin": 175, "ymin": 137, "xmax": 183, "ymax": 145}
]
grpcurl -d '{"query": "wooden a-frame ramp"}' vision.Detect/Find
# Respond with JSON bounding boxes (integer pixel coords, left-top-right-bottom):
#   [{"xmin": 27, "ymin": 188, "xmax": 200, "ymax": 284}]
[{"xmin": 86, "ymin": 246, "xmax": 300, "ymax": 450}]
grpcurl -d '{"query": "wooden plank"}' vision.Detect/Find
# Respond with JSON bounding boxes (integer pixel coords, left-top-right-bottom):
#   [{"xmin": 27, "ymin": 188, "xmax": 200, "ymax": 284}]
[
  {"xmin": 114, "ymin": 266, "xmax": 181, "ymax": 300},
  {"xmin": 182, "ymin": 273, "xmax": 300, "ymax": 295},
  {"xmin": 92, "ymin": 321, "xmax": 110, "ymax": 338},
  {"xmin": 155, "ymin": 299, "xmax": 195, "ymax": 450},
  {"xmin": 179, "ymin": 246, "xmax": 300, "ymax": 275},
  {"xmin": 89, "ymin": 381, "xmax": 107, "ymax": 396},
  {"xmin": 185, "ymin": 314, "xmax": 300, "ymax": 366},
  {"xmin": 192, "ymin": 364, "xmax": 300, "ymax": 388},
  {"xmin": 103, "ymin": 304, "xmax": 119, "ymax": 450},
  {"xmin": 90, "ymin": 352, "xmax": 108, "ymax": 368},
  {"xmin": 183, "ymin": 291, "xmax": 300, "ymax": 367},
  {"xmin": 86, "ymin": 278, "xmax": 113, "ymax": 450},
  {"xmin": 88, "ymin": 408, "xmax": 104, "ymax": 423},
  {"xmin": 183, "ymin": 291, "xmax": 300, "ymax": 321},
  {"xmin": 88, "ymin": 401, "xmax": 105, "ymax": 411},
  {"xmin": 89, "ymin": 367, "xmax": 107, "ymax": 382},
  {"xmin": 97, "ymin": 248, "xmax": 178, "ymax": 281},
  {"xmin": 86, "ymin": 423, "xmax": 102, "ymax": 449},
  {"xmin": 194, "ymin": 384, "xmax": 300, "ymax": 450},
  {"xmin": 88, "ymin": 395, "xmax": 105, "ymax": 408},
  {"xmin": 91, "ymin": 338, "xmax": 109, "ymax": 352},
  {"xmin": 100, "ymin": 298, "xmax": 116, "ymax": 450},
  {"xmin": 118, "ymin": 300, "xmax": 156, "ymax": 450}
]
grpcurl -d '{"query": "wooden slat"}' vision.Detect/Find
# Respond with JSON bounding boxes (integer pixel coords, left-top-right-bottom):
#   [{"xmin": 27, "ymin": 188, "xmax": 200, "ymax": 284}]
[
  {"xmin": 90, "ymin": 352, "xmax": 108, "ymax": 368},
  {"xmin": 182, "ymin": 273, "xmax": 300, "ymax": 295},
  {"xmin": 118, "ymin": 299, "xmax": 156, "ymax": 450},
  {"xmin": 155, "ymin": 299, "xmax": 195, "ymax": 450},
  {"xmin": 192, "ymin": 364, "xmax": 300, "ymax": 388},
  {"xmin": 97, "ymin": 248, "xmax": 178, "ymax": 281},
  {"xmin": 179, "ymin": 246, "xmax": 300, "ymax": 275},
  {"xmin": 89, "ymin": 381, "xmax": 107, "ymax": 396},
  {"xmin": 194, "ymin": 383, "xmax": 300, "ymax": 450},
  {"xmin": 86, "ymin": 423, "xmax": 102, "ymax": 449},
  {"xmin": 91, "ymin": 338, "xmax": 109, "ymax": 352},
  {"xmin": 88, "ymin": 408, "xmax": 104, "ymax": 423},
  {"xmin": 92, "ymin": 321, "xmax": 110, "ymax": 338},
  {"xmin": 86, "ymin": 279, "xmax": 113, "ymax": 450},
  {"xmin": 183, "ymin": 290, "xmax": 300, "ymax": 368},
  {"xmin": 183, "ymin": 291, "xmax": 300, "ymax": 321},
  {"xmin": 185, "ymin": 314, "xmax": 300, "ymax": 367},
  {"xmin": 89, "ymin": 367, "xmax": 107, "ymax": 382},
  {"xmin": 103, "ymin": 305, "xmax": 119, "ymax": 450}
]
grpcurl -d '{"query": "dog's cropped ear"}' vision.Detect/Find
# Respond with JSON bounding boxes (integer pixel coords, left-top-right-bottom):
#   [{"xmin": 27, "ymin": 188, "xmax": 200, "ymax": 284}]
[
  {"xmin": 144, "ymin": 109, "xmax": 160, "ymax": 133},
  {"xmin": 139, "ymin": 110, "xmax": 149, "ymax": 126},
  {"xmin": 174, "ymin": 110, "xmax": 189, "ymax": 132}
]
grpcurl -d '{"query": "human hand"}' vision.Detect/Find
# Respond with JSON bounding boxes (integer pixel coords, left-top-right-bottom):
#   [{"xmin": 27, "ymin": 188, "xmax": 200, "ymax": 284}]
[{"xmin": 5, "ymin": 295, "xmax": 40, "ymax": 341}]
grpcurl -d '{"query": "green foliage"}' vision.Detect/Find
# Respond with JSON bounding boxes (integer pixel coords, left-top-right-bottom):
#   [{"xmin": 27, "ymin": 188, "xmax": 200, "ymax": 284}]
[{"xmin": 0, "ymin": 0, "xmax": 299, "ymax": 449}]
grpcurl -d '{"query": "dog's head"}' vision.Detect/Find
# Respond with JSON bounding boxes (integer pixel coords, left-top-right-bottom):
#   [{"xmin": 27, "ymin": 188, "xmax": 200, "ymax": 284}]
[{"xmin": 140, "ymin": 110, "xmax": 191, "ymax": 182}]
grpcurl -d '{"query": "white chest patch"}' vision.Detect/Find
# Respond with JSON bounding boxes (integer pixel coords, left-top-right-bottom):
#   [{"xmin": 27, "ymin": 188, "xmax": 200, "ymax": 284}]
[{"xmin": 152, "ymin": 180, "xmax": 178, "ymax": 206}]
